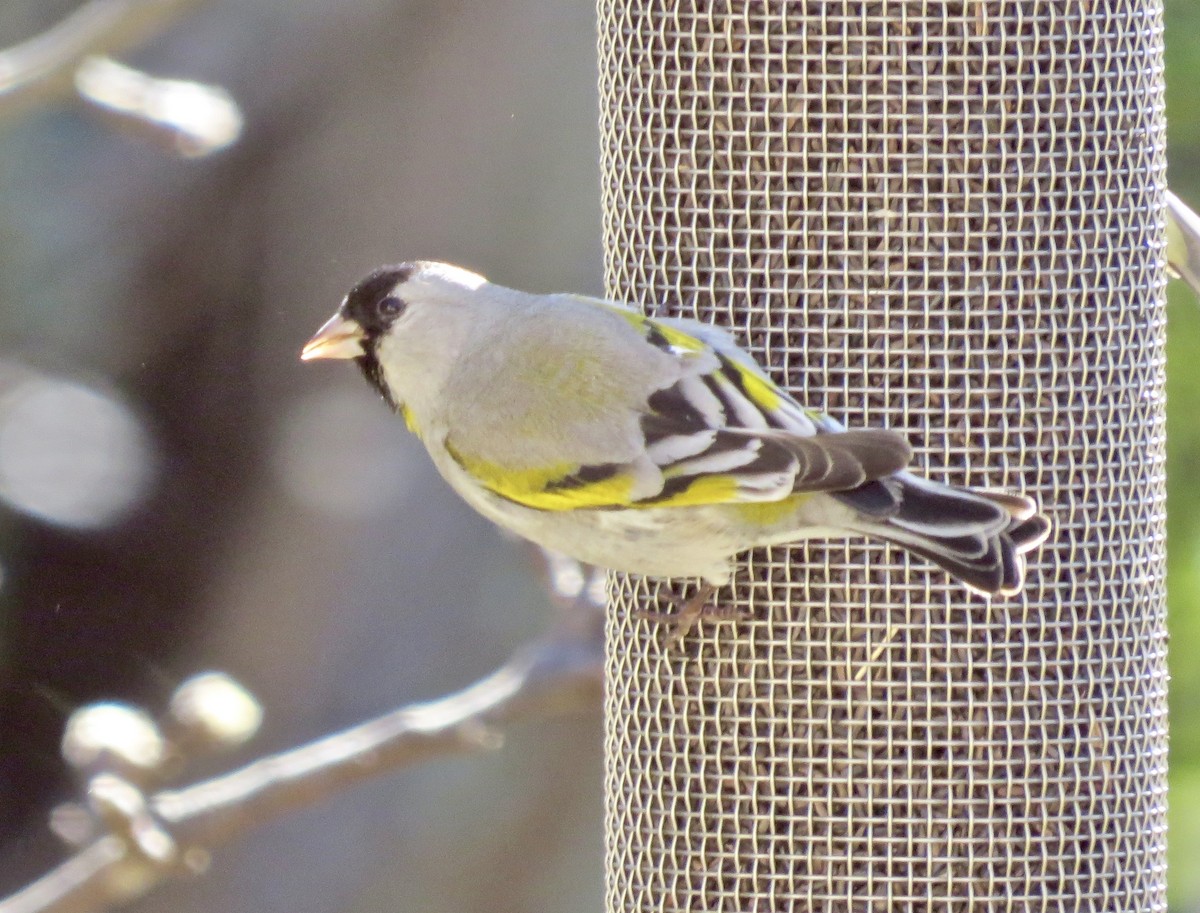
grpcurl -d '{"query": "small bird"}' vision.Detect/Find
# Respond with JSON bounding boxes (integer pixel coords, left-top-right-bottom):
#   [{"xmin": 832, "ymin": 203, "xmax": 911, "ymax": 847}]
[{"xmin": 303, "ymin": 261, "xmax": 1050, "ymax": 638}]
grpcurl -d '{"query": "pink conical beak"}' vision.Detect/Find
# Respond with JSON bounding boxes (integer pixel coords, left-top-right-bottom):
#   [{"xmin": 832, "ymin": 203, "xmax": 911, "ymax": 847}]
[{"xmin": 301, "ymin": 314, "xmax": 365, "ymax": 361}]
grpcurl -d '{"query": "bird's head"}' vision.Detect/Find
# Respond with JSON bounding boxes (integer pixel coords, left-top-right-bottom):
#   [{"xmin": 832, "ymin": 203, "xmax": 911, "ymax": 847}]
[{"xmin": 301, "ymin": 260, "xmax": 489, "ymax": 412}]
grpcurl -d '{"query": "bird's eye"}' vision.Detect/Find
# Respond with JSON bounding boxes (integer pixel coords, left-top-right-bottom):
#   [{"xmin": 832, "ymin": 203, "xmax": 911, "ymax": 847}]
[{"xmin": 377, "ymin": 296, "xmax": 406, "ymax": 319}]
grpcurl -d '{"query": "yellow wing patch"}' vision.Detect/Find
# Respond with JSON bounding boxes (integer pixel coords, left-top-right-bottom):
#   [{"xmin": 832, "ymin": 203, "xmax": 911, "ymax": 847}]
[
  {"xmin": 446, "ymin": 438, "xmax": 767, "ymax": 512},
  {"xmin": 652, "ymin": 320, "xmax": 708, "ymax": 354},
  {"xmin": 644, "ymin": 473, "xmax": 740, "ymax": 508},
  {"xmin": 616, "ymin": 306, "xmax": 785, "ymax": 414},
  {"xmin": 599, "ymin": 304, "xmax": 706, "ymax": 354},
  {"xmin": 445, "ymin": 440, "xmax": 635, "ymax": 511},
  {"xmin": 730, "ymin": 494, "xmax": 812, "ymax": 527},
  {"xmin": 719, "ymin": 356, "xmax": 783, "ymax": 413}
]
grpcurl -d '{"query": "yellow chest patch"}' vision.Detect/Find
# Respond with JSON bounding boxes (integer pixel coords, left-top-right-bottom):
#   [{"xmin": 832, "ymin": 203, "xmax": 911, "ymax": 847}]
[{"xmin": 399, "ymin": 404, "xmax": 420, "ymax": 435}]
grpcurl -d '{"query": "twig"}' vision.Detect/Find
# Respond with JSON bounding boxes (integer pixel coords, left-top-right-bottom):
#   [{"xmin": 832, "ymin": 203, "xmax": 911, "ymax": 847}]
[
  {"xmin": 1168, "ymin": 190, "xmax": 1200, "ymax": 298},
  {"xmin": 0, "ymin": 0, "xmax": 202, "ymax": 117},
  {"xmin": 0, "ymin": 0, "xmax": 240, "ymax": 157},
  {"xmin": 0, "ymin": 601, "xmax": 604, "ymax": 913},
  {"xmin": 74, "ymin": 57, "xmax": 241, "ymax": 156}
]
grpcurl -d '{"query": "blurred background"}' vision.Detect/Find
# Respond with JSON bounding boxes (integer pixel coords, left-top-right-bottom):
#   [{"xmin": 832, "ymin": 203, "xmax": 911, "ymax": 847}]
[{"xmin": 0, "ymin": 1, "xmax": 1197, "ymax": 911}]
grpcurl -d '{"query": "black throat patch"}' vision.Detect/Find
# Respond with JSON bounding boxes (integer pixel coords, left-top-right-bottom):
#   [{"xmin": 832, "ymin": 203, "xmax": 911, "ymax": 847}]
[
  {"xmin": 342, "ymin": 263, "xmax": 414, "ymax": 413},
  {"xmin": 355, "ymin": 353, "xmax": 399, "ymax": 412}
]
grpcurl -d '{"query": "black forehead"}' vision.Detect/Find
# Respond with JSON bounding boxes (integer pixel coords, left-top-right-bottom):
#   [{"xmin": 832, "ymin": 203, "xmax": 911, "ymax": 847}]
[{"xmin": 341, "ymin": 264, "xmax": 414, "ymax": 330}]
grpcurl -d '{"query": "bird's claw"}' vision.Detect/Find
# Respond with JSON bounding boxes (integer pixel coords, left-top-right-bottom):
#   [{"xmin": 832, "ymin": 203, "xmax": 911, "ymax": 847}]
[{"xmin": 631, "ymin": 584, "xmax": 752, "ymax": 649}]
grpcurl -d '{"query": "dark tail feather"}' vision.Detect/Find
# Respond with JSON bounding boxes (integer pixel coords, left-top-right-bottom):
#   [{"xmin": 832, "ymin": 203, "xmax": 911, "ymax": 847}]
[{"xmin": 845, "ymin": 474, "xmax": 1051, "ymax": 595}]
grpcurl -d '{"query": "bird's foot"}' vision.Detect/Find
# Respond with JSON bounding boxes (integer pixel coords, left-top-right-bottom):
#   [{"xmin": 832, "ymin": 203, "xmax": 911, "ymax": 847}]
[{"xmin": 632, "ymin": 583, "xmax": 752, "ymax": 649}]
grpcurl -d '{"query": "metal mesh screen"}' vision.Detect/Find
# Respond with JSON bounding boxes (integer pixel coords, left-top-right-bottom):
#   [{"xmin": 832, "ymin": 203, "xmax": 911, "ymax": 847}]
[{"xmin": 598, "ymin": 3, "xmax": 1168, "ymax": 911}]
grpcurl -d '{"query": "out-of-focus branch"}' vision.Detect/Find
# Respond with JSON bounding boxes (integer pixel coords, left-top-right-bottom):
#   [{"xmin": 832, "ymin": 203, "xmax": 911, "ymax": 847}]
[
  {"xmin": 0, "ymin": 553, "xmax": 605, "ymax": 913},
  {"xmin": 157, "ymin": 617, "xmax": 603, "ymax": 847},
  {"xmin": 0, "ymin": 0, "xmax": 240, "ymax": 156},
  {"xmin": 0, "ymin": 0, "xmax": 201, "ymax": 114},
  {"xmin": 1168, "ymin": 190, "xmax": 1200, "ymax": 298},
  {"xmin": 74, "ymin": 57, "xmax": 240, "ymax": 157}
]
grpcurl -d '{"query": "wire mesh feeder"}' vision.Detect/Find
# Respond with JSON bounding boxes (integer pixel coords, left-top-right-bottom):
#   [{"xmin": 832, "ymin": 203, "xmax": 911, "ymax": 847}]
[{"xmin": 598, "ymin": 3, "xmax": 1168, "ymax": 911}]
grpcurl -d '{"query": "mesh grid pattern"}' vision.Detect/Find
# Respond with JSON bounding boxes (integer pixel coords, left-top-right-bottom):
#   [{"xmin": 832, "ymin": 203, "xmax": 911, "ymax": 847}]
[{"xmin": 598, "ymin": 3, "xmax": 1168, "ymax": 910}]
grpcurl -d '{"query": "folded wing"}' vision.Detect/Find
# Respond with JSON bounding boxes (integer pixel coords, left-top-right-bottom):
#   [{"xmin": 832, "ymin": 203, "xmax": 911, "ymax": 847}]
[{"xmin": 446, "ymin": 308, "xmax": 913, "ymax": 511}]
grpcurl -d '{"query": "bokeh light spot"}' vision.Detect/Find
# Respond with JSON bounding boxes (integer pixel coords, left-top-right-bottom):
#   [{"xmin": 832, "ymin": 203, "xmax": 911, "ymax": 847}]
[{"xmin": 0, "ymin": 378, "xmax": 156, "ymax": 529}]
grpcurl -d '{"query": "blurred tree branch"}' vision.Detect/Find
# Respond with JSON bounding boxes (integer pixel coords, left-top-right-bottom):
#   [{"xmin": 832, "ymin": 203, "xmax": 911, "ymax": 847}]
[
  {"xmin": 1168, "ymin": 190, "xmax": 1200, "ymax": 298},
  {"xmin": 0, "ymin": 0, "xmax": 201, "ymax": 113},
  {"xmin": 0, "ymin": 0, "xmax": 241, "ymax": 155},
  {"xmin": 0, "ymin": 554, "xmax": 605, "ymax": 913}
]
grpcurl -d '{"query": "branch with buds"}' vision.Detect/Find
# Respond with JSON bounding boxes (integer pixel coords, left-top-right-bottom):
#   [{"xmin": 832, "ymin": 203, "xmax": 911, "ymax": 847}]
[{"xmin": 0, "ymin": 552, "xmax": 605, "ymax": 913}]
